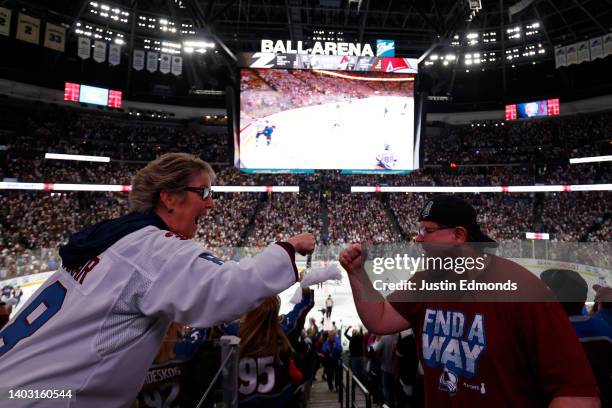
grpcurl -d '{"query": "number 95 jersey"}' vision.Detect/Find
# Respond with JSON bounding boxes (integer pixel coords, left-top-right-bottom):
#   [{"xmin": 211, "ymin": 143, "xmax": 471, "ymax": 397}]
[{"xmin": 239, "ymin": 351, "xmax": 302, "ymax": 408}]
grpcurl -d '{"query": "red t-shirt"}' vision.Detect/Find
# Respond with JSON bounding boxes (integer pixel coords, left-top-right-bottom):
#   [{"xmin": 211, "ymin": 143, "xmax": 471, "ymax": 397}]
[{"xmin": 388, "ymin": 255, "xmax": 599, "ymax": 407}]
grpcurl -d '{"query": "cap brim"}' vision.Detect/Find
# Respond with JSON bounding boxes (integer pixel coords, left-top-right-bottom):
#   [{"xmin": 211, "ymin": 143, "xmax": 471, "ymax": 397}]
[
  {"xmin": 468, "ymin": 225, "xmax": 497, "ymax": 245},
  {"xmin": 476, "ymin": 233, "xmax": 496, "ymax": 243}
]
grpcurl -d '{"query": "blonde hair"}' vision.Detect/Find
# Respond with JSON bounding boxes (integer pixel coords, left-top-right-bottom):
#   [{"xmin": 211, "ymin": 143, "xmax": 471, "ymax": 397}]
[
  {"xmin": 129, "ymin": 153, "xmax": 215, "ymax": 213},
  {"xmin": 238, "ymin": 296, "xmax": 289, "ymax": 362},
  {"xmin": 154, "ymin": 322, "xmax": 185, "ymax": 364}
]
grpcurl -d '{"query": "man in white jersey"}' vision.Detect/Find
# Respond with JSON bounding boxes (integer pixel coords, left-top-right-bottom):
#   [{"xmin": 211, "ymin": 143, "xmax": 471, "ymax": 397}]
[
  {"xmin": 375, "ymin": 144, "xmax": 398, "ymax": 170},
  {"xmin": 0, "ymin": 153, "xmax": 315, "ymax": 407}
]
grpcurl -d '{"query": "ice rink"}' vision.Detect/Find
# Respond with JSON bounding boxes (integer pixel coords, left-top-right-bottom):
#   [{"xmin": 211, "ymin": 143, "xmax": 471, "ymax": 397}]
[
  {"xmin": 277, "ymin": 265, "xmax": 366, "ymax": 350},
  {"xmin": 240, "ymin": 96, "xmax": 415, "ymax": 170}
]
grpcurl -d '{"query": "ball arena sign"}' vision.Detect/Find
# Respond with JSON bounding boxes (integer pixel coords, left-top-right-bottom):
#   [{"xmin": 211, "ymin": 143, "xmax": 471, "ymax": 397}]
[{"xmin": 261, "ymin": 39, "xmax": 375, "ymax": 57}]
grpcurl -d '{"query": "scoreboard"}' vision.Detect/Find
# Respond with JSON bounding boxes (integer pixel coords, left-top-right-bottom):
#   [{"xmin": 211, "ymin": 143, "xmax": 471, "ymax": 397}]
[
  {"xmin": 63, "ymin": 82, "xmax": 122, "ymax": 108},
  {"xmin": 64, "ymin": 82, "xmax": 80, "ymax": 102},
  {"xmin": 504, "ymin": 104, "xmax": 517, "ymax": 121},
  {"xmin": 108, "ymin": 90, "xmax": 123, "ymax": 108},
  {"xmin": 505, "ymin": 98, "xmax": 560, "ymax": 121}
]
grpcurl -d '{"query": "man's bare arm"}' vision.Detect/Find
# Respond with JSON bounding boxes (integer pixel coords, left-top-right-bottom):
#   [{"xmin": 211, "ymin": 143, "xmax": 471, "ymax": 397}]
[
  {"xmin": 340, "ymin": 244, "xmax": 410, "ymax": 334},
  {"xmin": 549, "ymin": 396, "xmax": 599, "ymax": 408}
]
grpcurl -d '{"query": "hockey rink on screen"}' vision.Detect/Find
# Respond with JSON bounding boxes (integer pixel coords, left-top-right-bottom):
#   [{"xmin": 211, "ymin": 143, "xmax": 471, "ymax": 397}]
[{"xmin": 240, "ymin": 96, "xmax": 414, "ymax": 170}]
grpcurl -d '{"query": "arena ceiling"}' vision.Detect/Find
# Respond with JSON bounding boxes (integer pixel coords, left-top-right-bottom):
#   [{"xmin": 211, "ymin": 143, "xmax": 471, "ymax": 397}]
[
  {"xmin": 34, "ymin": 0, "xmax": 612, "ymax": 55},
  {"xmin": 2, "ymin": 0, "xmax": 612, "ymax": 107},
  {"xmin": 191, "ymin": 0, "xmax": 612, "ymax": 57}
]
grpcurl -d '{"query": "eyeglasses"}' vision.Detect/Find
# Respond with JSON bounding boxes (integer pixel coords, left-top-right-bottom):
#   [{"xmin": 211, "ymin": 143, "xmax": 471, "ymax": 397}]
[
  {"xmin": 417, "ymin": 225, "xmax": 454, "ymax": 237},
  {"xmin": 183, "ymin": 186, "xmax": 213, "ymax": 200}
]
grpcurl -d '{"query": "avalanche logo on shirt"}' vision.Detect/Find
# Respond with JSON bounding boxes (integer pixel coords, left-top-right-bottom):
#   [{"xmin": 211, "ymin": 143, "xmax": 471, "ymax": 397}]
[
  {"xmin": 438, "ymin": 368, "xmax": 458, "ymax": 395},
  {"xmin": 422, "ymin": 308, "xmax": 486, "ymax": 387}
]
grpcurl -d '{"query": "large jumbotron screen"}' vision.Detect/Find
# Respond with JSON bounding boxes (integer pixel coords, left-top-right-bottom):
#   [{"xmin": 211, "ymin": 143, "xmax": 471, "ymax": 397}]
[{"xmin": 238, "ymin": 68, "xmax": 417, "ymax": 171}]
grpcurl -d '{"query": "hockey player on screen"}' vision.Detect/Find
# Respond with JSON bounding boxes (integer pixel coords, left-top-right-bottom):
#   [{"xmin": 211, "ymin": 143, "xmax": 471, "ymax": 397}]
[
  {"xmin": 375, "ymin": 144, "xmax": 398, "ymax": 170},
  {"xmin": 383, "ymin": 98, "xmax": 392, "ymax": 118},
  {"xmin": 262, "ymin": 123, "xmax": 276, "ymax": 146},
  {"xmin": 255, "ymin": 119, "xmax": 268, "ymax": 146},
  {"xmin": 331, "ymin": 103, "xmax": 342, "ymax": 128}
]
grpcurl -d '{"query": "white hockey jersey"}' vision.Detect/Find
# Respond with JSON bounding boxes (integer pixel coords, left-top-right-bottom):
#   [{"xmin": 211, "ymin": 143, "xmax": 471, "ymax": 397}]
[
  {"xmin": 376, "ymin": 151, "xmax": 398, "ymax": 170},
  {"xmin": 0, "ymin": 226, "xmax": 298, "ymax": 407}
]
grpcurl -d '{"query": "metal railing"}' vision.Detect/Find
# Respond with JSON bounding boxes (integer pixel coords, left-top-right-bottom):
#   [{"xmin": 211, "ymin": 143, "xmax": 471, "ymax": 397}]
[
  {"xmin": 195, "ymin": 335, "xmax": 240, "ymax": 408},
  {"xmin": 338, "ymin": 363, "xmax": 372, "ymax": 408},
  {"xmin": 351, "ymin": 375, "xmax": 372, "ymax": 408},
  {"xmin": 337, "ymin": 364, "xmax": 350, "ymax": 406}
]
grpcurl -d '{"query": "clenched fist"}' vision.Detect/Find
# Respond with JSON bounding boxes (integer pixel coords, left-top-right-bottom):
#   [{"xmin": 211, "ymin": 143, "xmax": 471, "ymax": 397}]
[
  {"xmin": 287, "ymin": 233, "xmax": 316, "ymax": 256},
  {"xmin": 339, "ymin": 243, "xmax": 364, "ymax": 275}
]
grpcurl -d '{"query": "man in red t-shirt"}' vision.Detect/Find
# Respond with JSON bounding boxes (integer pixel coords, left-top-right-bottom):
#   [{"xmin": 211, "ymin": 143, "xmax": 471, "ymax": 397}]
[{"xmin": 340, "ymin": 195, "xmax": 600, "ymax": 408}]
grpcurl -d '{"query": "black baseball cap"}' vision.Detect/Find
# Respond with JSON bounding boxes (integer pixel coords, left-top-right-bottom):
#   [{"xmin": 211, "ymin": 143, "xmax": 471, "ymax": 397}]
[
  {"xmin": 541, "ymin": 269, "xmax": 588, "ymax": 303},
  {"xmin": 418, "ymin": 195, "xmax": 496, "ymax": 244}
]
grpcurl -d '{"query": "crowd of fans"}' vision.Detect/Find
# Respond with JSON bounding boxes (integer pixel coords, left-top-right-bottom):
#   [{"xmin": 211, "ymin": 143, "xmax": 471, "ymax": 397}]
[
  {"xmin": 195, "ymin": 192, "xmax": 260, "ymax": 249},
  {"xmin": 3, "ymin": 187, "xmax": 607, "ymax": 279},
  {"xmin": 0, "ymin": 102, "xmax": 610, "ymax": 279},
  {"xmin": 0, "ymin": 101, "xmax": 230, "ymax": 177},
  {"xmin": 425, "ymin": 111, "xmax": 612, "ymax": 164},
  {"xmin": 0, "ymin": 178, "xmax": 609, "ymax": 279},
  {"xmin": 314, "ymin": 163, "xmax": 610, "ymax": 188},
  {"xmin": 5, "ymin": 159, "xmax": 139, "ymax": 184},
  {"xmin": 2, "ymin": 157, "xmax": 607, "ymax": 188},
  {"xmin": 0, "ymin": 191, "xmax": 126, "ymax": 250},
  {"xmin": 588, "ymin": 218, "xmax": 611, "ymax": 242},
  {"xmin": 246, "ymin": 192, "xmax": 323, "ymax": 247},
  {"xmin": 327, "ymin": 193, "xmax": 403, "ymax": 244},
  {"xmin": 541, "ymin": 192, "xmax": 610, "ymax": 242},
  {"xmin": 240, "ymin": 68, "xmax": 413, "ymax": 122},
  {"xmin": 2, "ymin": 99, "xmax": 609, "ymax": 186},
  {"xmin": 537, "ymin": 162, "xmax": 611, "ymax": 185},
  {"xmin": 0, "ymin": 191, "xmax": 127, "ymax": 278},
  {"xmin": 388, "ymin": 193, "xmax": 429, "ymax": 240},
  {"xmin": 476, "ymin": 195, "xmax": 535, "ymax": 240}
]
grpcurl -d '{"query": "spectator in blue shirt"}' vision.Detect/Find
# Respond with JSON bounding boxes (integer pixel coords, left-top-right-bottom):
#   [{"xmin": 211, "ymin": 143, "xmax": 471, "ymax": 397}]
[
  {"xmin": 322, "ymin": 331, "xmax": 342, "ymax": 391},
  {"xmin": 592, "ymin": 284, "xmax": 612, "ymax": 327},
  {"xmin": 542, "ymin": 269, "xmax": 612, "ymax": 407}
]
